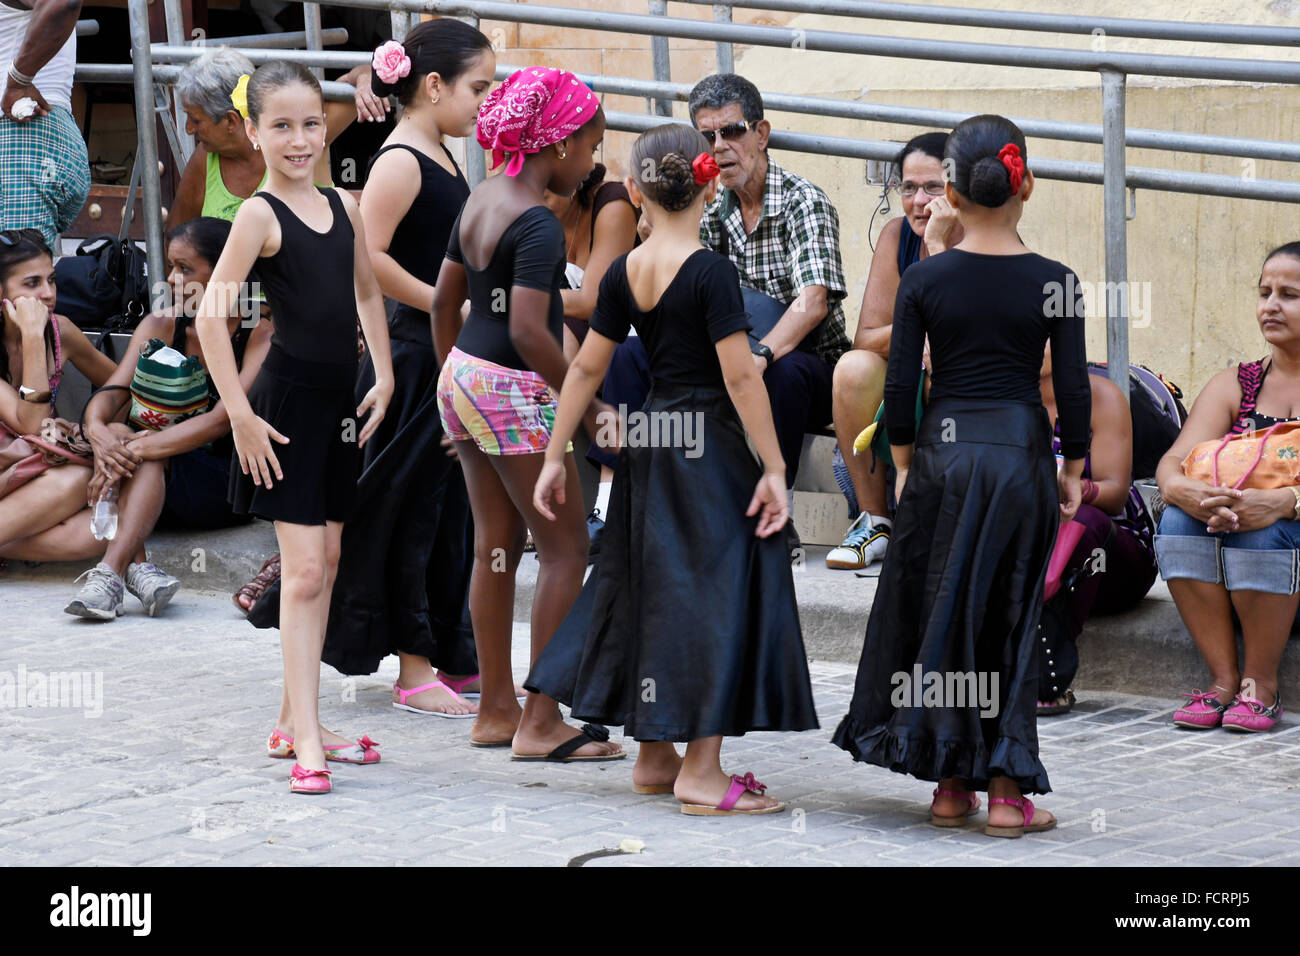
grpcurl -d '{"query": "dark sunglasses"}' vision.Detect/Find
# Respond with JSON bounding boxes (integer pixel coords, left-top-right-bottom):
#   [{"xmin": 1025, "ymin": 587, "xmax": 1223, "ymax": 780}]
[
  {"xmin": 699, "ymin": 121, "xmax": 751, "ymax": 145},
  {"xmin": 0, "ymin": 228, "xmax": 44, "ymax": 247}
]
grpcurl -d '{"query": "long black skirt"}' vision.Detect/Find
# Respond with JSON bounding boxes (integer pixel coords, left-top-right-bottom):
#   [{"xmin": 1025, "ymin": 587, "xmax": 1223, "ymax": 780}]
[
  {"xmin": 321, "ymin": 309, "xmax": 478, "ymax": 676},
  {"xmin": 526, "ymin": 384, "xmax": 819, "ymax": 742},
  {"xmin": 831, "ymin": 398, "xmax": 1057, "ymax": 794}
]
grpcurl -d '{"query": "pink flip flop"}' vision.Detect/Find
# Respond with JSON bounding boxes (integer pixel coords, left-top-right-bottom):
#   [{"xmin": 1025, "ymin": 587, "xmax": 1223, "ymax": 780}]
[
  {"xmin": 984, "ymin": 796, "xmax": 1056, "ymax": 838},
  {"xmin": 392, "ymin": 681, "xmax": 477, "ymax": 719},
  {"xmin": 930, "ymin": 786, "xmax": 981, "ymax": 827},
  {"xmin": 441, "ymin": 673, "xmax": 526, "ymax": 703},
  {"xmin": 679, "ymin": 772, "xmax": 785, "ymax": 816}
]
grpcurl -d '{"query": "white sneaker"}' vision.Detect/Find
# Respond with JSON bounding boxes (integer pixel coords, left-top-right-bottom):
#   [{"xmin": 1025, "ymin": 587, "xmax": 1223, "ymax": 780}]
[{"xmin": 826, "ymin": 513, "xmax": 891, "ymax": 570}]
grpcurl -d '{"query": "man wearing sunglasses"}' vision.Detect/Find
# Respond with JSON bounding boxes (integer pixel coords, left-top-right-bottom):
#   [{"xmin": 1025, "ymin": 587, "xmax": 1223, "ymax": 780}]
[
  {"xmin": 599, "ymin": 74, "xmax": 848, "ymax": 558},
  {"xmin": 0, "ymin": 0, "xmax": 90, "ymax": 248}
]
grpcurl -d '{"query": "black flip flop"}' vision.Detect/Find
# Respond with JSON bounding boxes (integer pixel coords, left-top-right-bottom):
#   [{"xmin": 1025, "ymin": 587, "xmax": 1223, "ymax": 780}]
[{"xmin": 511, "ymin": 723, "xmax": 626, "ymax": 762}]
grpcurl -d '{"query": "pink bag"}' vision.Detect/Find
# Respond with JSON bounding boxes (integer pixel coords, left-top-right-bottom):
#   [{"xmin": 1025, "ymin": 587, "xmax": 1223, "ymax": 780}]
[
  {"xmin": 1043, "ymin": 519, "xmax": 1087, "ymax": 603},
  {"xmin": 0, "ymin": 420, "xmax": 93, "ymax": 499}
]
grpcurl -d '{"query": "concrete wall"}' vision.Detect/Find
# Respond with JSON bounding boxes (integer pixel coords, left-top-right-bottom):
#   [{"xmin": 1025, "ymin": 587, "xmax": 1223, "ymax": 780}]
[{"xmin": 483, "ymin": 0, "xmax": 1300, "ymax": 399}]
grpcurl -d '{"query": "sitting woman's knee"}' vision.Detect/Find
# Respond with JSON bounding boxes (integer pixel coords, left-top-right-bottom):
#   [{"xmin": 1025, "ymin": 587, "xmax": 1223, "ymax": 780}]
[{"xmin": 833, "ymin": 349, "xmax": 886, "ymax": 392}]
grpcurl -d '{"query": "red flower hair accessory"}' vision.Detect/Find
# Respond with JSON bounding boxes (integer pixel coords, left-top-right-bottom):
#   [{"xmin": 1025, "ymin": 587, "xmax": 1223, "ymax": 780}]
[
  {"xmin": 692, "ymin": 152, "xmax": 720, "ymax": 185},
  {"xmin": 998, "ymin": 143, "xmax": 1025, "ymax": 194}
]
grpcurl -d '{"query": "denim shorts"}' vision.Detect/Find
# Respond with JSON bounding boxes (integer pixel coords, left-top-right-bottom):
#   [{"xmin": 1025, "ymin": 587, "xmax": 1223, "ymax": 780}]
[{"xmin": 1155, "ymin": 504, "xmax": 1300, "ymax": 594}]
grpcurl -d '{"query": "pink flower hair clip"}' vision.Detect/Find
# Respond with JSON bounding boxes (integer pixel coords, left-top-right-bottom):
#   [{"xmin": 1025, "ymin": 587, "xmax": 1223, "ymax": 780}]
[{"xmin": 373, "ymin": 40, "xmax": 412, "ymax": 86}]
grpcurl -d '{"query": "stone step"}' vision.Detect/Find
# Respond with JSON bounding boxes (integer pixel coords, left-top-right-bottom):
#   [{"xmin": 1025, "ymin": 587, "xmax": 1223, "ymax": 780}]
[{"xmin": 11, "ymin": 523, "xmax": 1296, "ymax": 699}]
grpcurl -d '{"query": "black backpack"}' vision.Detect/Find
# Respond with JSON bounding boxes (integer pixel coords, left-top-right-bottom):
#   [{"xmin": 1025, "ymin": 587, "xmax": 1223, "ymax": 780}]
[
  {"xmin": 54, "ymin": 235, "xmax": 152, "ymax": 360},
  {"xmin": 1087, "ymin": 362, "xmax": 1188, "ymax": 480}
]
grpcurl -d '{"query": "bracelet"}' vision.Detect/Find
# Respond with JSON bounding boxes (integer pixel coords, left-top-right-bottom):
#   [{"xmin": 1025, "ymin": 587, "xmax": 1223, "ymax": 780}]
[
  {"xmin": 7, "ymin": 64, "xmax": 35, "ymax": 87},
  {"xmin": 1290, "ymin": 486, "xmax": 1300, "ymax": 521},
  {"xmin": 18, "ymin": 385, "xmax": 52, "ymax": 403},
  {"xmin": 1081, "ymin": 477, "xmax": 1100, "ymax": 505}
]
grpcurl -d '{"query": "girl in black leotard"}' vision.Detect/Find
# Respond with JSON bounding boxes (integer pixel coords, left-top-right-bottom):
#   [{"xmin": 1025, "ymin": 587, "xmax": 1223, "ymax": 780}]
[
  {"xmin": 833, "ymin": 115, "xmax": 1090, "ymax": 837},
  {"xmin": 432, "ymin": 67, "xmax": 622, "ymax": 760},
  {"xmin": 196, "ymin": 61, "xmax": 394, "ymax": 796},
  {"xmin": 323, "ymin": 20, "xmax": 497, "ymax": 718}
]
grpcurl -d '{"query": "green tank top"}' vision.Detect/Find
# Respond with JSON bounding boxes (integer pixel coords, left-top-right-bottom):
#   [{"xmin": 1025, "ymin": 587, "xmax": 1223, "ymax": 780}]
[{"xmin": 201, "ymin": 151, "xmax": 269, "ymax": 222}]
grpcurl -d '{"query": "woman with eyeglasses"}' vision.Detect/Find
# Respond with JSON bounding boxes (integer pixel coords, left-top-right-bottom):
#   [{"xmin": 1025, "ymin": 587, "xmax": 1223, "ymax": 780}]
[
  {"xmin": 0, "ymin": 228, "xmax": 116, "ymax": 561},
  {"xmin": 827, "ymin": 132, "xmax": 962, "ymax": 572}
]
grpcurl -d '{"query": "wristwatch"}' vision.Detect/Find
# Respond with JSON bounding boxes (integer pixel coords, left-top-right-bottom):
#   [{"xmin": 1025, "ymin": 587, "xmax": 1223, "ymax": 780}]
[
  {"xmin": 18, "ymin": 385, "xmax": 52, "ymax": 403},
  {"xmin": 749, "ymin": 340, "xmax": 774, "ymax": 368}
]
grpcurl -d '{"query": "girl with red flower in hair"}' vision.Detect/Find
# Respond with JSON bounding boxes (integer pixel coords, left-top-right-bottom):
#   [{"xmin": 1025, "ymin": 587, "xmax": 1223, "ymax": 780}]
[
  {"xmin": 526, "ymin": 123, "xmax": 818, "ymax": 815},
  {"xmin": 432, "ymin": 67, "xmax": 623, "ymax": 759},
  {"xmin": 832, "ymin": 115, "xmax": 1090, "ymax": 837}
]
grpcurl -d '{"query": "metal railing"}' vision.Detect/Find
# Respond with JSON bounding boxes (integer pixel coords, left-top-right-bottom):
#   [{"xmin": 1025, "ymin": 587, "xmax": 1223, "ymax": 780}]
[{"xmin": 103, "ymin": 0, "xmax": 1300, "ymax": 391}]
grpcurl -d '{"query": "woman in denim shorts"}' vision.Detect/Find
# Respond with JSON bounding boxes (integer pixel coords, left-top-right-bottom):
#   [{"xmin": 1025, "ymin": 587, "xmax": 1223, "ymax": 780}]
[{"xmin": 1154, "ymin": 242, "xmax": 1300, "ymax": 733}]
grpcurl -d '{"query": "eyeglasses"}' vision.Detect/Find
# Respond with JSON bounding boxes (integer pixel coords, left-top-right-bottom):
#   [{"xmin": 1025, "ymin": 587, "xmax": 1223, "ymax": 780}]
[
  {"xmin": 699, "ymin": 121, "xmax": 751, "ymax": 145},
  {"xmin": 898, "ymin": 181, "xmax": 946, "ymax": 198}
]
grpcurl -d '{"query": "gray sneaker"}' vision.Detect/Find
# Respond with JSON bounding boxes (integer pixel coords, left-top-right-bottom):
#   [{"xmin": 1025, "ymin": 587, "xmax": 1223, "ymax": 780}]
[
  {"xmin": 65, "ymin": 562, "xmax": 125, "ymax": 620},
  {"xmin": 125, "ymin": 562, "xmax": 181, "ymax": 617}
]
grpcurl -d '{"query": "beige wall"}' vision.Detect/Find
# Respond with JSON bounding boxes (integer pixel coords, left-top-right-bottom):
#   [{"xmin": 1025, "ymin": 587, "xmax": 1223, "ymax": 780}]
[{"xmin": 487, "ymin": 0, "xmax": 1300, "ymax": 398}]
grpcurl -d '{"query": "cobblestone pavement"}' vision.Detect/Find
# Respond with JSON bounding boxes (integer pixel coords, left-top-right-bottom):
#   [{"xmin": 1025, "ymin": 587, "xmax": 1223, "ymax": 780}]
[{"xmin": 3, "ymin": 580, "xmax": 1299, "ymax": 867}]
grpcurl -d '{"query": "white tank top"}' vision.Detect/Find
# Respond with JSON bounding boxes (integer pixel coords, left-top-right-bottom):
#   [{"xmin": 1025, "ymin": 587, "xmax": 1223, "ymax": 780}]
[{"xmin": 0, "ymin": 5, "xmax": 75, "ymax": 112}]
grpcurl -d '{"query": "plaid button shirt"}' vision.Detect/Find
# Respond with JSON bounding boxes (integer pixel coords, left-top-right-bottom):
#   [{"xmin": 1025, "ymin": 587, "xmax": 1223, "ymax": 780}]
[{"xmin": 700, "ymin": 156, "xmax": 850, "ymax": 368}]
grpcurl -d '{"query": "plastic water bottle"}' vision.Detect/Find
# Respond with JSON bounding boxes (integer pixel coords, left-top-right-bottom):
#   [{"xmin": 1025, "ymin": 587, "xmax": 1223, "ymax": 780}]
[{"xmin": 91, "ymin": 485, "xmax": 119, "ymax": 541}]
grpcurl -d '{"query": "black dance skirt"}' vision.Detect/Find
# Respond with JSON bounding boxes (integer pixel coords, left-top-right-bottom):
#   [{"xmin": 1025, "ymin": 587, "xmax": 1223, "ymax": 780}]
[
  {"xmin": 525, "ymin": 383, "xmax": 819, "ymax": 742},
  {"xmin": 321, "ymin": 308, "xmax": 477, "ymax": 676},
  {"xmin": 831, "ymin": 398, "xmax": 1057, "ymax": 794}
]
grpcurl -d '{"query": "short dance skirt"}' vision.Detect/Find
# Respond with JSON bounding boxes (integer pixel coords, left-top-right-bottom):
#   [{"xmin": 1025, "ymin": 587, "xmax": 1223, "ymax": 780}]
[
  {"xmin": 229, "ymin": 344, "xmax": 359, "ymax": 526},
  {"xmin": 831, "ymin": 398, "xmax": 1058, "ymax": 794},
  {"xmin": 437, "ymin": 345, "xmax": 571, "ymax": 456},
  {"xmin": 526, "ymin": 383, "xmax": 819, "ymax": 742}
]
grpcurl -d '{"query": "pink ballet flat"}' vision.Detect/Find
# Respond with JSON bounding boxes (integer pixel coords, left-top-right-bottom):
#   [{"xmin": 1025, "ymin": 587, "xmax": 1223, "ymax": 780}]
[
  {"xmin": 289, "ymin": 764, "xmax": 332, "ymax": 795},
  {"xmin": 984, "ymin": 796, "xmax": 1055, "ymax": 838},
  {"xmin": 267, "ymin": 730, "xmax": 381, "ymax": 764},
  {"xmin": 392, "ymin": 681, "xmax": 476, "ymax": 719},
  {"xmin": 1173, "ymin": 690, "xmax": 1230, "ymax": 729},
  {"xmin": 1221, "ymin": 692, "xmax": 1283, "ymax": 733},
  {"xmin": 930, "ymin": 787, "xmax": 981, "ymax": 827},
  {"xmin": 679, "ymin": 772, "xmax": 785, "ymax": 816}
]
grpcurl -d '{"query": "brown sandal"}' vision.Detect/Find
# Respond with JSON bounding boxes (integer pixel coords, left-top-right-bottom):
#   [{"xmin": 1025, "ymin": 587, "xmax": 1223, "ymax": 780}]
[{"xmin": 233, "ymin": 553, "xmax": 281, "ymax": 614}]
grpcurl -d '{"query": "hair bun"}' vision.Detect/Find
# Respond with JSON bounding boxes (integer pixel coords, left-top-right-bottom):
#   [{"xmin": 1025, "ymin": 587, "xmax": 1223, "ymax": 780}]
[
  {"xmin": 967, "ymin": 155, "xmax": 1012, "ymax": 207},
  {"xmin": 654, "ymin": 152, "xmax": 695, "ymax": 212}
]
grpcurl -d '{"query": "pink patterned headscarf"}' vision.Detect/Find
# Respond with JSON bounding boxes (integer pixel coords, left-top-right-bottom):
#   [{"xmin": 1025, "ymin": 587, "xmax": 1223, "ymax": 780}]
[{"xmin": 476, "ymin": 68, "xmax": 600, "ymax": 178}]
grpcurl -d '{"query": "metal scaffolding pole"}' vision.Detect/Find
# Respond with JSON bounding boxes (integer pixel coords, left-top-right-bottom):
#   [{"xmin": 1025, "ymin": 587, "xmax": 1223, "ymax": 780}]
[
  {"xmin": 1102, "ymin": 71, "xmax": 1129, "ymax": 395},
  {"xmin": 304, "ymin": 3, "xmax": 325, "ymax": 81},
  {"xmin": 647, "ymin": 0, "xmax": 674, "ymax": 117},
  {"xmin": 161, "ymin": 0, "xmax": 193, "ymax": 158},
  {"xmin": 127, "ymin": 0, "xmax": 166, "ymax": 310},
  {"xmin": 713, "ymin": 4, "xmax": 734, "ymax": 73}
]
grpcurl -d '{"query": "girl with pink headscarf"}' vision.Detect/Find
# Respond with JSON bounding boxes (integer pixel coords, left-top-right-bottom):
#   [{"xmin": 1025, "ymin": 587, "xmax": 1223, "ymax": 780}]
[{"xmin": 431, "ymin": 68, "xmax": 621, "ymax": 760}]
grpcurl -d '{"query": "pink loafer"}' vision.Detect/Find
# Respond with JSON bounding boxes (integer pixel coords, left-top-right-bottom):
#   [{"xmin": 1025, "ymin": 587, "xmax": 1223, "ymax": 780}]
[
  {"xmin": 1221, "ymin": 692, "xmax": 1283, "ymax": 733},
  {"xmin": 930, "ymin": 787, "xmax": 981, "ymax": 827},
  {"xmin": 984, "ymin": 796, "xmax": 1055, "ymax": 838},
  {"xmin": 289, "ymin": 764, "xmax": 332, "ymax": 795},
  {"xmin": 1173, "ymin": 690, "xmax": 1230, "ymax": 729},
  {"xmin": 679, "ymin": 772, "xmax": 785, "ymax": 816},
  {"xmin": 267, "ymin": 730, "xmax": 381, "ymax": 764}
]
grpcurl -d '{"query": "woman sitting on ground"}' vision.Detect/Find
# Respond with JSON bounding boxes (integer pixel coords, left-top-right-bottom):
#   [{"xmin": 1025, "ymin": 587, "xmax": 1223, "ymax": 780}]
[
  {"xmin": 1036, "ymin": 344, "xmax": 1159, "ymax": 715},
  {"xmin": 0, "ymin": 229, "xmax": 116, "ymax": 561},
  {"xmin": 59, "ymin": 217, "xmax": 271, "ymax": 620},
  {"xmin": 1154, "ymin": 241, "xmax": 1300, "ymax": 733}
]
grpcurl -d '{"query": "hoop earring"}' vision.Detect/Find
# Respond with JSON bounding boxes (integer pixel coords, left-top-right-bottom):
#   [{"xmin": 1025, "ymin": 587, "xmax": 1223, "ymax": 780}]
[
  {"xmin": 556, "ymin": 145, "xmax": 566, "ymax": 159},
  {"xmin": 431, "ymin": 96, "xmax": 440, "ymax": 105},
  {"xmin": 253, "ymin": 142, "xmax": 260, "ymax": 151}
]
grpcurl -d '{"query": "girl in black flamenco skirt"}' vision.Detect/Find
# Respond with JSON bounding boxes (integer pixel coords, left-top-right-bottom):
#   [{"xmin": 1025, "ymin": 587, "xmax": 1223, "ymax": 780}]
[
  {"xmin": 831, "ymin": 115, "xmax": 1090, "ymax": 837},
  {"xmin": 527, "ymin": 123, "xmax": 818, "ymax": 816}
]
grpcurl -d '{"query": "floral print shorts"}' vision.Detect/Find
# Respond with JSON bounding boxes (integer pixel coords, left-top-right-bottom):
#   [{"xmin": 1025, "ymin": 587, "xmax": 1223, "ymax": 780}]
[{"xmin": 437, "ymin": 346, "xmax": 572, "ymax": 456}]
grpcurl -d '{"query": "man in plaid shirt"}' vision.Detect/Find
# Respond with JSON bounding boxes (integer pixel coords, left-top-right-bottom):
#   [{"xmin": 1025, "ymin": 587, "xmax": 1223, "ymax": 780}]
[
  {"xmin": 595, "ymin": 74, "xmax": 849, "ymax": 518},
  {"xmin": 0, "ymin": 0, "xmax": 89, "ymax": 248}
]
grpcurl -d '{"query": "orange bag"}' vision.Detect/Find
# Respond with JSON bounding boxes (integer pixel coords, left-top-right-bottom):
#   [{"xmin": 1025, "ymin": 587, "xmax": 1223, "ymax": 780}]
[{"xmin": 1181, "ymin": 421, "xmax": 1300, "ymax": 490}]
